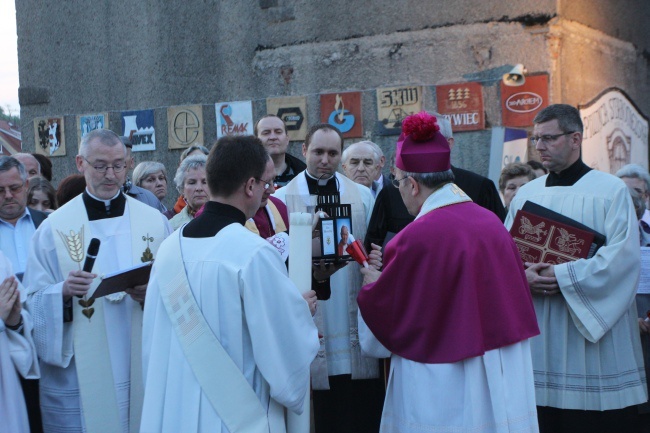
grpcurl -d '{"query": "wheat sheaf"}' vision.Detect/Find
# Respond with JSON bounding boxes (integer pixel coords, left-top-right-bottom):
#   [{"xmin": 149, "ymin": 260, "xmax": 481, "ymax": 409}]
[{"xmin": 57, "ymin": 227, "xmax": 85, "ymax": 270}]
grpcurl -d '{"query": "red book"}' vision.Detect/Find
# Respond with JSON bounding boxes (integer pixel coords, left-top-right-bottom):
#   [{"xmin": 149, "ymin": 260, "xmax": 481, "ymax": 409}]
[{"xmin": 509, "ymin": 209, "xmax": 598, "ymax": 264}]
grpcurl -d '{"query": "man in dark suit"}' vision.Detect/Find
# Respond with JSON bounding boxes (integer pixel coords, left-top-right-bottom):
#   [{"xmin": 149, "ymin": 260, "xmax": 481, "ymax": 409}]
[
  {"xmin": 365, "ymin": 113, "xmax": 505, "ymax": 250},
  {"xmin": 0, "ymin": 155, "xmax": 46, "ymax": 433}
]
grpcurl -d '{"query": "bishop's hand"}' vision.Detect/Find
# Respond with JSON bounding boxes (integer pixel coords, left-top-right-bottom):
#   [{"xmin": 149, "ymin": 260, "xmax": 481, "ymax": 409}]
[
  {"xmin": 360, "ymin": 266, "xmax": 381, "ymax": 286},
  {"xmin": 367, "ymin": 243, "xmax": 382, "ymax": 270}
]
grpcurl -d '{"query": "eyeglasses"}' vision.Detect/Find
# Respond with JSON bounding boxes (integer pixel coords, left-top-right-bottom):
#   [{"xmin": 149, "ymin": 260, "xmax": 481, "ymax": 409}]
[
  {"xmin": 0, "ymin": 183, "xmax": 25, "ymax": 196},
  {"xmin": 392, "ymin": 176, "xmax": 409, "ymax": 188},
  {"xmin": 255, "ymin": 177, "xmax": 274, "ymax": 190},
  {"xmin": 529, "ymin": 132, "xmax": 576, "ymax": 146},
  {"xmin": 83, "ymin": 157, "xmax": 127, "ymax": 174}
]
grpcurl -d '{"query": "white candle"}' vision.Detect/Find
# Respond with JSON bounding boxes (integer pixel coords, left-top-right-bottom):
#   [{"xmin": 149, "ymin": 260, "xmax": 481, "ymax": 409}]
[
  {"xmin": 287, "ymin": 211, "xmax": 314, "ymax": 433},
  {"xmin": 288, "ymin": 212, "xmax": 313, "ymax": 294}
]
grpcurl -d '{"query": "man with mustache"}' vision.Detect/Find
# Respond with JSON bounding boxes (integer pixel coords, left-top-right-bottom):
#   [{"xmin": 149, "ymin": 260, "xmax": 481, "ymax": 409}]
[{"xmin": 0, "ymin": 155, "xmax": 48, "ymax": 432}]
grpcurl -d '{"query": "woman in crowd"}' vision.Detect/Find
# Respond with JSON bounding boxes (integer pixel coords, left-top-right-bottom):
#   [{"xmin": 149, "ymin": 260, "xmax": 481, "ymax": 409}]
[
  {"xmin": 133, "ymin": 161, "xmax": 169, "ymax": 213},
  {"xmin": 169, "ymin": 154, "xmax": 208, "ymax": 230},
  {"xmin": 167, "ymin": 144, "xmax": 210, "ymax": 219},
  {"xmin": 498, "ymin": 162, "xmax": 536, "ymax": 210},
  {"xmin": 27, "ymin": 176, "xmax": 57, "ymax": 212}
]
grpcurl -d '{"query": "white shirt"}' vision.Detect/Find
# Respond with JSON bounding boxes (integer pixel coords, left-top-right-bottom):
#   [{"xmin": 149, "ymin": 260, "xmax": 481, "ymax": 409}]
[{"xmin": 0, "ymin": 208, "xmax": 36, "ymax": 275}]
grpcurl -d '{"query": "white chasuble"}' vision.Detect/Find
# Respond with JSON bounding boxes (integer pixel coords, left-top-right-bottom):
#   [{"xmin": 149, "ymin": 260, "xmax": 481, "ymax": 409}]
[
  {"xmin": 25, "ymin": 194, "xmax": 168, "ymax": 433},
  {"xmin": 273, "ymin": 172, "xmax": 376, "ymax": 389},
  {"xmin": 506, "ymin": 170, "xmax": 647, "ymax": 410},
  {"xmin": 141, "ymin": 222, "xmax": 319, "ymax": 433}
]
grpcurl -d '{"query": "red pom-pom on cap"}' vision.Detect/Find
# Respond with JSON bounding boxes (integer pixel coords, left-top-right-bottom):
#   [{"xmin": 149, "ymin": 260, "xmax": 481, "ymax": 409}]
[{"xmin": 401, "ymin": 111, "xmax": 440, "ymax": 142}]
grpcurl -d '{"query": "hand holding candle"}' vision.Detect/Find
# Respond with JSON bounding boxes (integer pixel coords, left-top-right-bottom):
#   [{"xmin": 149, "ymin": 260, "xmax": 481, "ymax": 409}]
[{"xmin": 346, "ymin": 239, "xmax": 369, "ymax": 268}]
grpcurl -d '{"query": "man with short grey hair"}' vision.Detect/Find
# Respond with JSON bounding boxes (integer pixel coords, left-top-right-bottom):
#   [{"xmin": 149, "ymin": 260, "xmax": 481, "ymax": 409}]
[
  {"xmin": 13, "ymin": 153, "xmax": 41, "ymax": 179},
  {"xmin": 342, "ymin": 141, "xmax": 388, "ymax": 197},
  {"xmin": 25, "ymin": 128, "xmax": 171, "ymax": 433},
  {"xmin": 506, "ymin": 104, "xmax": 646, "ymax": 433}
]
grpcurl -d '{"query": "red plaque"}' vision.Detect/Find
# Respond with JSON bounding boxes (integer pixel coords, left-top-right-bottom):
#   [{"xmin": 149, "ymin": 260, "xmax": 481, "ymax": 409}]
[
  {"xmin": 436, "ymin": 82, "xmax": 485, "ymax": 132},
  {"xmin": 320, "ymin": 92, "xmax": 363, "ymax": 138},
  {"xmin": 501, "ymin": 74, "xmax": 549, "ymax": 127}
]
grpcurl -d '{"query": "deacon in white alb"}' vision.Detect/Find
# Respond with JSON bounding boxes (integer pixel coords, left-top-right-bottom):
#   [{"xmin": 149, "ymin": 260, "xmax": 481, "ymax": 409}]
[
  {"xmin": 141, "ymin": 135, "xmax": 319, "ymax": 433},
  {"xmin": 24, "ymin": 129, "xmax": 171, "ymax": 433}
]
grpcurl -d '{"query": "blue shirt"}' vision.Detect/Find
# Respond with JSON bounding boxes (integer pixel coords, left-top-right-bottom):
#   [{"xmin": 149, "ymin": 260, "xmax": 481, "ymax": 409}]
[{"xmin": 0, "ymin": 208, "xmax": 36, "ymax": 275}]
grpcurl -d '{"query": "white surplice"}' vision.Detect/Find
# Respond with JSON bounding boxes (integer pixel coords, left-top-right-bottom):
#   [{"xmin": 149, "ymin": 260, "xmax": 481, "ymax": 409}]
[
  {"xmin": 273, "ymin": 172, "xmax": 376, "ymax": 387},
  {"xmin": 506, "ymin": 170, "xmax": 647, "ymax": 410},
  {"xmin": 24, "ymin": 205, "xmax": 171, "ymax": 433},
  {"xmin": 140, "ymin": 222, "xmax": 319, "ymax": 433},
  {"xmin": 0, "ymin": 252, "xmax": 39, "ymax": 433},
  {"xmin": 359, "ymin": 311, "xmax": 538, "ymax": 433}
]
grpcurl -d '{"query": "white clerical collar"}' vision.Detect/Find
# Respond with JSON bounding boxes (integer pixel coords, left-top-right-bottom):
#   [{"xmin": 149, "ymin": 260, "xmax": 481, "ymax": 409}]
[
  {"xmin": 85, "ymin": 188, "xmax": 121, "ymax": 208},
  {"xmin": 305, "ymin": 170, "xmax": 336, "ymax": 186}
]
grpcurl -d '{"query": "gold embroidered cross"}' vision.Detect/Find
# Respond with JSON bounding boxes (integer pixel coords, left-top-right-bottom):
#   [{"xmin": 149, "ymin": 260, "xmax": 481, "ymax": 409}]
[
  {"xmin": 141, "ymin": 234, "xmax": 155, "ymax": 262},
  {"xmin": 450, "ymin": 184, "xmax": 466, "ymax": 196}
]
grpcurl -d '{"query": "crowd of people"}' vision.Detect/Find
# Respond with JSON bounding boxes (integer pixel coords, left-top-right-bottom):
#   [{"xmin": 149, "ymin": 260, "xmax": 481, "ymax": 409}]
[{"xmin": 1, "ymin": 104, "xmax": 649, "ymax": 433}]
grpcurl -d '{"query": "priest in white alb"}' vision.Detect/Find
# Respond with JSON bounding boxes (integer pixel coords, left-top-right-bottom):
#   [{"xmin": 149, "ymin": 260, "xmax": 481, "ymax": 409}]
[
  {"xmin": 24, "ymin": 129, "xmax": 171, "ymax": 433},
  {"xmin": 0, "ymin": 250, "xmax": 39, "ymax": 433},
  {"xmin": 140, "ymin": 135, "xmax": 319, "ymax": 433},
  {"xmin": 272, "ymin": 124, "xmax": 384, "ymax": 433},
  {"xmin": 506, "ymin": 104, "xmax": 647, "ymax": 432}
]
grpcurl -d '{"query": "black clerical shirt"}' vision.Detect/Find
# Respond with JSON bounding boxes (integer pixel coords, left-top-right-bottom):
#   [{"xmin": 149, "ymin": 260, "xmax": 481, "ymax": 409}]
[
  {"xmin": 304, "ymin": 172, "xmax": 339, "ymax": 196},
  {"xmin": 83, "ymin": 192, "xmax": 126, "ymax": 220},
  {"xmin": 546, "ymin": 159, "xmax": 592, "ymax": 187},
  {"xmin": 182, "ymin": 201, "xmax": 246, "ymax": 238}
]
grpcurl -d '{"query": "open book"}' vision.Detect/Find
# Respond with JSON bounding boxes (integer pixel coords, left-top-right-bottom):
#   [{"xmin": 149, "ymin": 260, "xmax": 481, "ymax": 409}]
[{"xmin": 90, "ymin": 261, "xmax": 154, "ymax": 300}]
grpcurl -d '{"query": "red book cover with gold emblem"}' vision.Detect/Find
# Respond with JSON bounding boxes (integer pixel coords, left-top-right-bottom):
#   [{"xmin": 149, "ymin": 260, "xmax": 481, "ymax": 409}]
[{"xmin": 509, "ymin": 208, "xmax": 601, "ymax": 265}]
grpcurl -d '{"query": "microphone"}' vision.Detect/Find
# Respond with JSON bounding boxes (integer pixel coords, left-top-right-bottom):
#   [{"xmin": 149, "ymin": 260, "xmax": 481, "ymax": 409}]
[
  {"xmin": 76, "ymin": 238, "xmax": 100, "ymax": 299},
  {"xmin": 83, "ymin": 238, "xmax": 101, "ymax": 273}
]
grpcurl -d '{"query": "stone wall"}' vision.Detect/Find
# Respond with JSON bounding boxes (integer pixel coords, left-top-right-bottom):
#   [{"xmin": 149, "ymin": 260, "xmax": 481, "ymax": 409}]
[{"xmin": 15, "ymin": 0, "xmax": 649, "ymax": 207}]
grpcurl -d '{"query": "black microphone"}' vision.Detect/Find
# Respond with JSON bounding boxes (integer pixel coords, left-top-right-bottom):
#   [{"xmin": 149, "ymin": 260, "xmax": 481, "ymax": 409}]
[
  {"xmin": 75, "ymin": 238, "xmax": 100, "ymax": 300},
  {"xmin": 83, "ymin": 238, "xmax": 101, "ymax": 273}
]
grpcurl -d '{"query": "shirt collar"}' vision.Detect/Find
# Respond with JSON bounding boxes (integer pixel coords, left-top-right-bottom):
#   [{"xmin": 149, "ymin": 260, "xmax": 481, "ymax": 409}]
[
  {"xmin": 546, "ymin": 158, "xmax": 591, "ymax": 187},
  {"xmin": 82, "ymin": 190, "xmax": 126, "ymax": 220},
  {"xmin": 182, "ymin": 201, "xmax": 246, "ymax": 238},
  {"xmin": 0, "ymin": 207, "xmax": 30, "ymax": 226}
]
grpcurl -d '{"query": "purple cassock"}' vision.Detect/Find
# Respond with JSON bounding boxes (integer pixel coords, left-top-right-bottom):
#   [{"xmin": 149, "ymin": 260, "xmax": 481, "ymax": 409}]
[{"xmin": 357, "ymin": 201, "xmax": 540, "ymax": 364}]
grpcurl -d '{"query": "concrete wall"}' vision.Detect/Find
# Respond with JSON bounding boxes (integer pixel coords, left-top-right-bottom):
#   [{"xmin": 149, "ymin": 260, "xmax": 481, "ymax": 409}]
[{"xmin": 15, "ymin": 0, "xmax": 649, "ymax": 207}]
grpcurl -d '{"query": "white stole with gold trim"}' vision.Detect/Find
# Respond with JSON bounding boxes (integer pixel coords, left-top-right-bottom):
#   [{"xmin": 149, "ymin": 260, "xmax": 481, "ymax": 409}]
[{"xmin": 48, "ymin": 194, "xmax": 165, "ymax": 433}]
